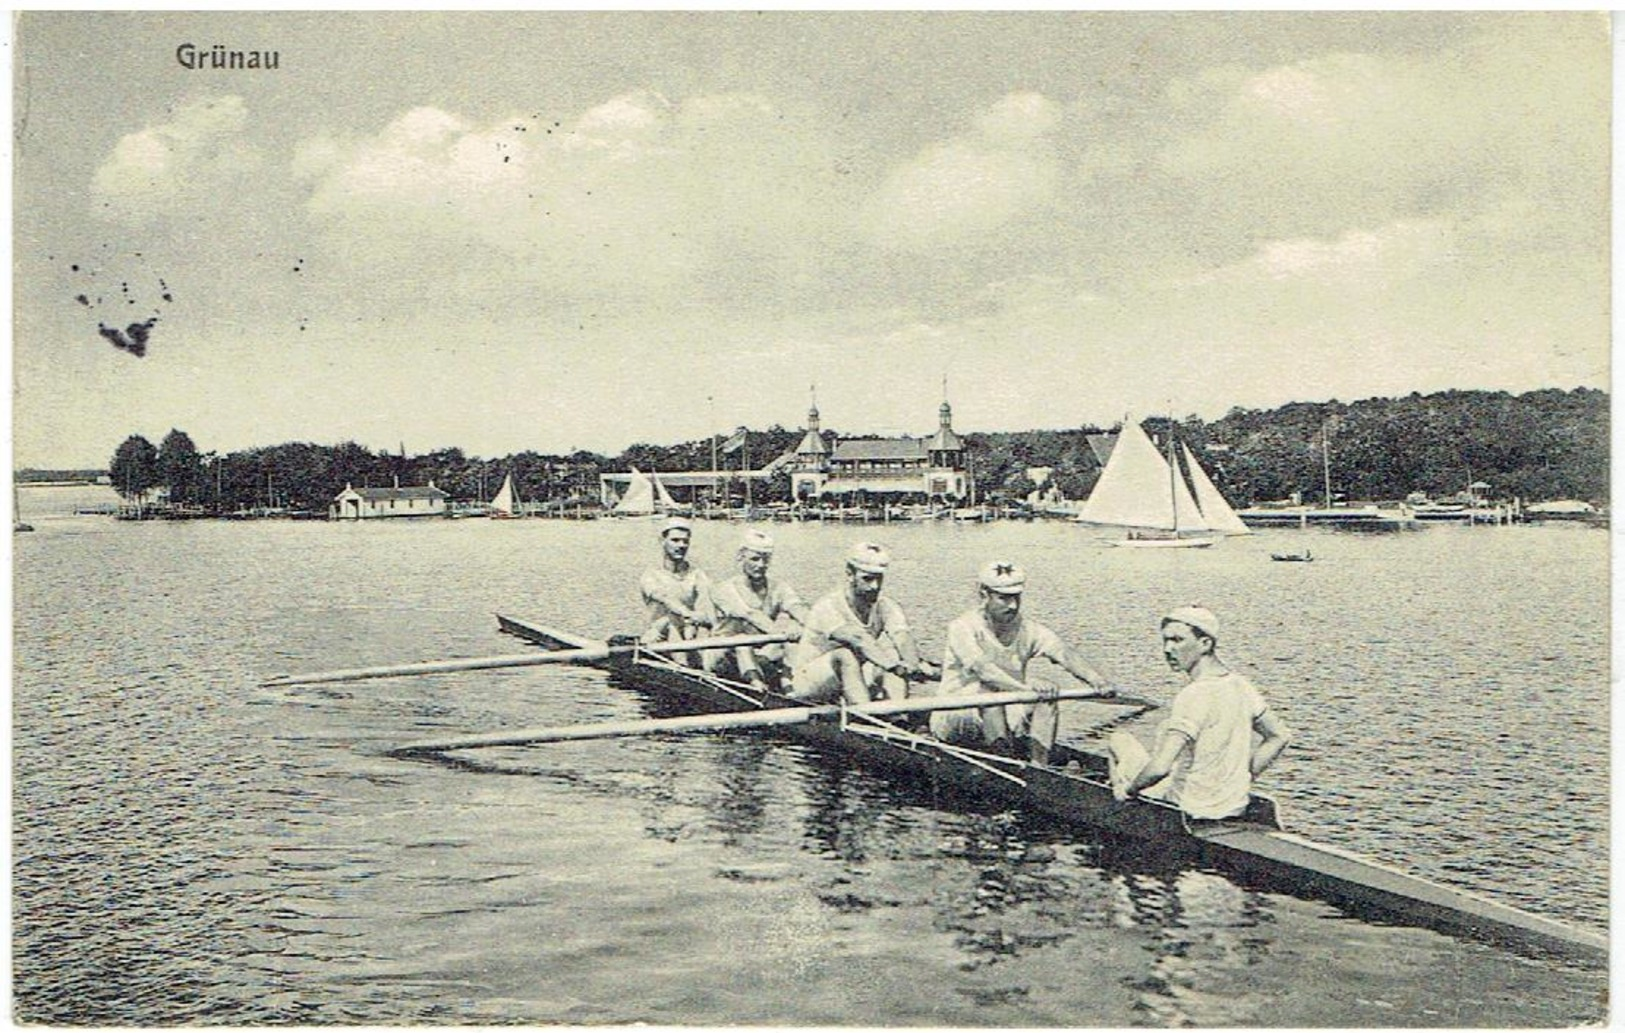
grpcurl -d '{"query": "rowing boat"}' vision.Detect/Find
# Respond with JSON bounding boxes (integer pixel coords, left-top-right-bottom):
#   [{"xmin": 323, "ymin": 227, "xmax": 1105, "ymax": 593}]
[{"xmin": 488, "ymin": 613, "xmax": 1606, "ymax": 962}]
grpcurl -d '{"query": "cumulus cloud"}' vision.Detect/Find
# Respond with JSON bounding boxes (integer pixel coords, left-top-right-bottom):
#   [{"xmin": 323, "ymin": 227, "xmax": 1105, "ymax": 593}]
[
  {"xmin": 91, "ymin": 95, "xmax": 261, "ymax": 225},
  {"xmin": 1191, "ymin": 219, "xmax": 1454, "ymax": 290},
  {"xmin": 1152, "ymin": 19, "xmax": 1606, "ymax": 249},
  {"xmin": 297, "ymin": 89, "xmax": 844, "ymax": 305},
  {"xmin": 860, "ymin": 91, "xmax": 1064, "ymax": 253}
]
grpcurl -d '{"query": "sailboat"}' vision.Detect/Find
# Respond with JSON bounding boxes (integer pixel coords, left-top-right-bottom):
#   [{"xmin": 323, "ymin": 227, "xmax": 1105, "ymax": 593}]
[
  {"xmin": 1181, "ymin": 443, "xmax": 1250, "ymax": 536},
  {"xmin": 13, "ymin": 484, "xmax": 33, "ymax": 533},
  {"xmin": 652, "ymin": 472, "xmax": 678, "ymax": 513},
  {"xmin": 613, "ymin": 467, "xmax": 680, "ymax": 516},
  {"xmin": 1074, "ymin": 418, "xmax": 1238, "ymax": 548},
  {"xmin": 489, "ymin": 473, "xmax": 523, "ymax": 519}
]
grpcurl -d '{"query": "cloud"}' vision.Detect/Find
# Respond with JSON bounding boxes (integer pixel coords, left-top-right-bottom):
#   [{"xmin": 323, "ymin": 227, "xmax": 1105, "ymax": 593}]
[
  {"xmin": 1190, "ymin": 219, "xmax": 1454, "ymax": 290},
  {"xmin": 1151, "ymin": 19, "xmax": 1607, "ymax": 247},
  {"xmin": 297, "ymin": 90, "xmax": 845, "ymax": 307},
  {"xmin": 860, "ymin": 91, "xmax": 1063, "ymax": 253},
  {"xmin": 91, "ymin": 95, "xmax": 261, "ymax": 225}
]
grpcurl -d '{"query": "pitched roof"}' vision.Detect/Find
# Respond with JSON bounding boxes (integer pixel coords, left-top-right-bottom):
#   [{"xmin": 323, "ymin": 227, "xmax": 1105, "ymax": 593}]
[
  {"xmin": 342, "ymin": 485, "xmax": 449, "ymax": 501},
  {"xmin": 795, "ymin": 429, "xmax": 829, "ymax": 455},
  {"xmin": 831, "ymin": 438, "xmax": 928, "ymax": 461},
  {"xmin": 926, "ymin": 426, "xmax": 963, "ymax": 452}
]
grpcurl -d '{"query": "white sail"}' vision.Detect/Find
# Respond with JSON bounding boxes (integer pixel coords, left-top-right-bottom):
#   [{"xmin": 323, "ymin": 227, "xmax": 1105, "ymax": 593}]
[
  {"xmin": 652, "ymin": 472, "xmax": 678, "ymax": 511},
  {"xmin": 1181, "ymin": 444, "xmax": 1250, "ymax": 535},
  {"xmin": 1077, "ymin": 420, "xmax": 1210, "ymax": 533},
  {"xmin": 615, "ymin": 467, "xmax": 657, "ymax": 515},
  {"xmin": 490, "ymin": 473, "xmax": 517, "ymax": 516}
]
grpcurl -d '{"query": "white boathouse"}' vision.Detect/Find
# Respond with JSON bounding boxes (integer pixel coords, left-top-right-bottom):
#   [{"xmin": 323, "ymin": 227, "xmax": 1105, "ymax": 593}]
[{"xmin": 330, "ymin": 481, "xmax": 449, "ymax": 520}]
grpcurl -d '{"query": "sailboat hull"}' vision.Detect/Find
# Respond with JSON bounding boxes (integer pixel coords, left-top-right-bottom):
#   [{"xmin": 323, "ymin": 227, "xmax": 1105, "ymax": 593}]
[{"xmin": 1109, "ymin": 535, "xmax": 1217, "ymax": 549}]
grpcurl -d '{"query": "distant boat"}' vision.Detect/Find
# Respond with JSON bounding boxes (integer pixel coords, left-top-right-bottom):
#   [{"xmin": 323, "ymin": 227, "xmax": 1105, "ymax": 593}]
[
  {"xmin": 613, "ymin": 467, "xmax": 680, "ymax": 516},
  {"xmin": 1075, "ymin": 418, "xmax": 1230, "ymax": 548},
  {"xmin": 653, "ymin": 472, "xmax": 678, "ymax": 513},
  {"xmin": 490, "ymin": 473, "xmax": 524, "ymax": 519},
  {"xmin": 1271, "ymin": 550, "xmax": 1313, "ymax": 563},
  {"xmin": 1181, "ymin": 443, "xmax": 1250, "ymax": 535},
  {"xmin": 13, "ymin": 485, "xmax": 33, "ymax": 533}
]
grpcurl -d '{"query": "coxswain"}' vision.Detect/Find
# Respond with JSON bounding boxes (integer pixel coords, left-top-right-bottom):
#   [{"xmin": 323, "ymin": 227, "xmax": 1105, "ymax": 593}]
[
  {"xmin": 639, "ymin": 516, "xmax": 715, "ymax": 663},
  {"xmin": 708, "ymin": 529, "xmax": 807, "ymax": 691},
  {"xmin": 787, "ymin": 542, "xmax": 938, "ymax": 706},
  {"xmin": 1111, "ymin": 606, "xmax": 1292, "ymax": 820},
  {"xmin": 927, "ymin": 561, "xmax": 1119, "ymax": 765}
]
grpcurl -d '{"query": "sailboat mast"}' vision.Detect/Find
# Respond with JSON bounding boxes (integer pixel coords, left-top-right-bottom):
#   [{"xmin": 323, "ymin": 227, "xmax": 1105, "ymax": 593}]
[{"xmin": 1167, "ymin": 418, "xmax": 1180, "ymax": 535}]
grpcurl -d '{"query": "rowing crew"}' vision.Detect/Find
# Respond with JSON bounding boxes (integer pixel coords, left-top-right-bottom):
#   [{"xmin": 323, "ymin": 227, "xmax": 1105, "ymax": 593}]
[{"xmin": 639, "ymin": 516, "xmax": 1291, "ymax": 821}]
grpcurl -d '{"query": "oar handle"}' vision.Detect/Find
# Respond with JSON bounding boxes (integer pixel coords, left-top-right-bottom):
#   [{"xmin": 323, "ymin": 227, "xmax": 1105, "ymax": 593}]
[{"xmin": 262, "ymin": 632, "xmax": 794, "ymax": 688}]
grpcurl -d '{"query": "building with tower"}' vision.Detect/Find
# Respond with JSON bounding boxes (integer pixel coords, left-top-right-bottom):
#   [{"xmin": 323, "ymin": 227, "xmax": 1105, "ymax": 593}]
[{"xmin": 789, "ymin": 395, "xmax": 969, "ymax": 503}]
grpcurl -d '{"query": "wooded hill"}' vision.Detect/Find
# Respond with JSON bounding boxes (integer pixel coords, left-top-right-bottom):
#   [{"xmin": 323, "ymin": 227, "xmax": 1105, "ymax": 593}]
[{"xmin": 100, "ymin": 387, "xmax": 1606, "ymax": 512}]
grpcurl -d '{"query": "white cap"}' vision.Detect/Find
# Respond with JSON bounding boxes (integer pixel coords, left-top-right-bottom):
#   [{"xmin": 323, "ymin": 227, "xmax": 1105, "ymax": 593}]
[
  {"xmin": 846, "ymin": 541, "xmax": 891, "ymax": 574},
  {"xmin": 739, "ymin": 529, "xmax": 775, "ymax": 554},
  {"xmin": 1162, "ymin": 605, "xmax": 1220, "ymax": 642},
  {"xmin": 978, "ymin": 561, "xmax": 1026, "ymax": 594},
  {"xmin": 660, "ymin": 516, "xmax": 693, "ymax": 537}
]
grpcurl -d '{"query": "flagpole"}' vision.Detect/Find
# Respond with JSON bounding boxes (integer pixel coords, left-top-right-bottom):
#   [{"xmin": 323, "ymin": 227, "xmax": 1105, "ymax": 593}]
[{"xmin": 709, "ymin": 396, "xmax": 718, "ymax": 512}]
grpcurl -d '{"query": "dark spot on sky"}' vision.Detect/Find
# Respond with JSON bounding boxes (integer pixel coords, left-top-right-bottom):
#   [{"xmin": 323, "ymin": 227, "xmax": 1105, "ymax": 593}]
[
  {"xmin": 71, "ymin": 259, "xmax": 172, "ymax": 353},
  {"xmin": 98, "ymin": 318, "xmax": 156, "ymax": 358}
]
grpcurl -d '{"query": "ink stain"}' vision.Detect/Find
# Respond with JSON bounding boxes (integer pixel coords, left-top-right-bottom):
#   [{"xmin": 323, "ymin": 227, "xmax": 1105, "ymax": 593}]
[
  {"xmin": 67, "ymin": 255, "xmax": 171, "ymax": 355},
  {"xmin": 98, "ymin": 318, "xmax": 156, "ymax": 358}
]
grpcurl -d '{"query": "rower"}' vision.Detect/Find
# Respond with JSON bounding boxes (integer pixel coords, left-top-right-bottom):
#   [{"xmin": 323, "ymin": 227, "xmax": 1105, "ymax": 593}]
[
  {"xmin": 708, "ymin": 529, "xmax": 807, "ymax": 691},
  {"xmin": 639, "ymin": 516, "xmax": 715, "ymax": 665},
  {"xmin": 787, "ymin": 541, "xmax": 938, "ymax": 706},
  {"xmin": 1111, "ymin": 606, "xmax": 1291, "ymax": 820},
  {"xmin": 927, "ymin": 561, "xmax": 1119, "ymax": 765}
]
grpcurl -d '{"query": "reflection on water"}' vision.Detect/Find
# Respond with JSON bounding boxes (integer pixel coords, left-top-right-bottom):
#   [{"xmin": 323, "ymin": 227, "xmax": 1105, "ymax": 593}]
[{"xmin": 12, "ymin": 512, "xmax": 1608, "ymax": 1025}]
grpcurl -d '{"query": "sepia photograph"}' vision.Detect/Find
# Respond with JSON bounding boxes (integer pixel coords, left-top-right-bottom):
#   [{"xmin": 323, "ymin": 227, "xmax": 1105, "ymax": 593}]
[{"xmin": 10, "ymin": 10, "xmax": 1610, "ymax": 1026}]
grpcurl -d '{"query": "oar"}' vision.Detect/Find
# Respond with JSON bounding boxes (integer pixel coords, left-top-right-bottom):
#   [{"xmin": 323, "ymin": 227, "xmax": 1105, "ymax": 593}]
[
  {"xmin": 392, "ymin": 686, "xmax": 1158, "ymax": 754},
  {"xmin": 261, "ymin": 632, "xmax": 795, "ymax": 688}
]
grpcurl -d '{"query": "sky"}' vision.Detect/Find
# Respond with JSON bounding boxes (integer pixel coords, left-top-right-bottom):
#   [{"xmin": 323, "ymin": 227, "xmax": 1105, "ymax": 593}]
[{"xmin": 10, "ymin": 11, "xmax": 1612, "ymax": 469}]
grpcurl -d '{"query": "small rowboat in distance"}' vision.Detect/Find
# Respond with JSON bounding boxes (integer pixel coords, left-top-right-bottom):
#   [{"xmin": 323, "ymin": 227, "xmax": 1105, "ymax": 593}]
[
  {"xmin": 1271, "ymin": 550, "xmax": 1313, "ymax": 562},
  {"xmin": 476, "ymin": 615, "xmax": 1605, "ymax": 963}
]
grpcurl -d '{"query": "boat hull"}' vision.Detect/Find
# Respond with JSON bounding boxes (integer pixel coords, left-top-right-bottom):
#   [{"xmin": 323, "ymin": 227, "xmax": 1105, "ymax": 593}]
[
  {"xmin": 1109, "ymin": 535, "xmax": 1217, "ymax": 549},
  {"xmin": 492, "ymin": 614, "xmax": 1606, "ymax": 962}
]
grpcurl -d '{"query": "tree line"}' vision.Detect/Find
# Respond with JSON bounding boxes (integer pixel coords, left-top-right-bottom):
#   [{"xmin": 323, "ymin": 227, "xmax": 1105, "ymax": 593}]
[{"xmin": 105, "ymin": 387, "xmax": 1607, "ymax": 513}]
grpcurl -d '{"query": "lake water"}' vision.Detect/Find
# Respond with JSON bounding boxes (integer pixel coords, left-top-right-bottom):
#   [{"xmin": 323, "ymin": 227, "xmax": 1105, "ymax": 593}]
[{"xmin": 11, "ymin": 484, "xmax": 1610, "ymax": 1026}]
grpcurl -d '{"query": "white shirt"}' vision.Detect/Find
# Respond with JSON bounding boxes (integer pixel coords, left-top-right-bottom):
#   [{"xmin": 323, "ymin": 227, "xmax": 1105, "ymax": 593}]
[
  {"xmin": 710, "ymin": 575, "xmax": 803, "ymax": 636},
  {"xmin": 793, "ymin": 589, "xmax": 907, "ymax": 670},
  {"xmin": 935, "ymin": 608, "xmax": 1066, "ymax": 697},
  {"xmin": 639, "ymin": 564, "xmax": 713, "ymax": 641},
  {"xmin": 1157, "ymin": 671, "xmax": 1268, "ymax": 820}
]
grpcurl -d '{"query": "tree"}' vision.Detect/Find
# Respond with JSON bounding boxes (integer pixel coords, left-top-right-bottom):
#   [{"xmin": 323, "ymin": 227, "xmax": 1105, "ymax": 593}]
[
  {"xmin": 156, "ymin": 429, "xmax": 202, "ymax": 506},
  {"xmin": 110, "ymin": 435, "xmax": 159, "ymax": 499}
]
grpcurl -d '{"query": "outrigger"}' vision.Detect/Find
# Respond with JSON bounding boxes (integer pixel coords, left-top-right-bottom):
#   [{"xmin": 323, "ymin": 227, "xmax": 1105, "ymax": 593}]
[{"xmin": 267, "ymin": 614, "xmax": 1607, "ymax": 963}]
